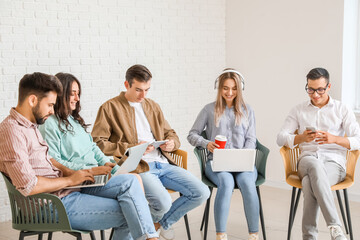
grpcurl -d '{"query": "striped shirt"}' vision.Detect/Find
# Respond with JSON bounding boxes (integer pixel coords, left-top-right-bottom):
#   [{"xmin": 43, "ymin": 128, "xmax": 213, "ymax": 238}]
[{"xmin": 0, "ymin": 108, "xmax": 75, "ymax": 198}]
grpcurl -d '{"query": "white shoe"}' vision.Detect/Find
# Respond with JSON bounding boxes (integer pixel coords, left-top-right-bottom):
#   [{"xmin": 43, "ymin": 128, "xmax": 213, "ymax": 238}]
[
  {"xmin": 248, "ymin": 233, "xmax": 259, "ymax": 240},
  {"xmin": 329, "ymin": 225, "xmax": 347, "ymax": 240},
  {"xmin": 216, "ymin": 233, "xmax": 227, "ymax": 240},
  {"xmin": 159, "ymin": 226, "xmax": 175, "ymax": 240}
]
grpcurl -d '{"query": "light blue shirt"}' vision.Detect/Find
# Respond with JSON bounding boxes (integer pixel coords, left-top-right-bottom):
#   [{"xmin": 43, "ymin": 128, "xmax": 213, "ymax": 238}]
[
  {"xmin": 187, "ymin": 102, "xmax": 256, "ymax": 160},
  {"xmin": 39, "ymin": 115, "xmax": 118, "ymax": 173}
]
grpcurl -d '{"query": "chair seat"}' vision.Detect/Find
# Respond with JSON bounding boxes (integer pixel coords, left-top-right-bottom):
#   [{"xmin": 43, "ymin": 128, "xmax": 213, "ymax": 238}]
[
  {"xmin": 256, "ymin": 175, "xmax": 266, "ymax": 186},
  {"xmin": 286, "ymin": 173, "xmax": 302, "ymax": 189},
  {"xmin": 286, "ymin": 173, "xmax": 354, "ymax": 191},
  {"xmin": 331, "ymin": 175, "xmax": 354, "ymax": 191}
]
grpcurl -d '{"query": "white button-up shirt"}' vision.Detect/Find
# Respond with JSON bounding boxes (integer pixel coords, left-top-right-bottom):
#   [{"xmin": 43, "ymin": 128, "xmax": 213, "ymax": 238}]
[{"xmin": 277, "ymin": 97, "xmax": 360, "ymax": 169}]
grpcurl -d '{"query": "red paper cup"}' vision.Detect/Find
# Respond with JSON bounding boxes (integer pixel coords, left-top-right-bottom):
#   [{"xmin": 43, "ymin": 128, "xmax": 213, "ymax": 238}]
[{"xmin": 215, "ymin": 135, "xmax": 227, "ymax": 149}]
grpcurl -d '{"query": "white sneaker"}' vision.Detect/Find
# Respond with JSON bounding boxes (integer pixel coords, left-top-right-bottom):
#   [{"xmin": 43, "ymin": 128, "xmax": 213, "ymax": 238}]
[
  {"xmin": 216, "ymin": 233, "xmax": 227, "ymax": 240},
  {"xmin": 248, "ymin": 233, "xmax": 259, "ymax": 240},
  {"xmin": 159, "ymin": 226, "xmax": 175, "ymax": 240},
  {"xmin": 329, "ymin": 225, "xmax": 347, "ymax": 240}
]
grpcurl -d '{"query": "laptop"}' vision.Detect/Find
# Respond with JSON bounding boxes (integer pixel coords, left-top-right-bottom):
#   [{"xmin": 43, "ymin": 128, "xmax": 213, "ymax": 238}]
[
  {"xmin": 212, "ymin": 149, "xmax": 257, "ymax": 172},
  {"xmin": 65, "ymin": 143, "xmax": 149, "ymax": 188},
  {"xmin": 113, "ymin": 142, "xmax": 149, "ymax": 176},
  {"xmin": 65, "ymin": 174, "xmax": 110, "ymax": 189}
]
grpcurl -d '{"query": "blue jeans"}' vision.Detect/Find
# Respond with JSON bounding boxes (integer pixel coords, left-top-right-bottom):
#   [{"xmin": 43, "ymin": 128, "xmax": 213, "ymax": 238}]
[
  {"xmin": 61, "ymin": 174, "xmax": 158, "ymax": 240},
  {"xmin": 140, "ymin": 161, "xmax": 210, "ymax": 229},
  {"xmin": 205, "ymin": 160, "xmax": 259, "ymax": 233}
]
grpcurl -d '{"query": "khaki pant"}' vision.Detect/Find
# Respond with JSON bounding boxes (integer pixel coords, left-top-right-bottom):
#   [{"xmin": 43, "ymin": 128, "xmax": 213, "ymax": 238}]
[{"xmin": 298, "ymin": 155, "xmax": 346, "ymax": 240}]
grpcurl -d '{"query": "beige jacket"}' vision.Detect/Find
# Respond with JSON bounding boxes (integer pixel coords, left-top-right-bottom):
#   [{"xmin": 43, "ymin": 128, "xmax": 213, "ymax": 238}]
[{"xmin": 91, "ymin": 92, "xmax": 180, "ymax": 172}]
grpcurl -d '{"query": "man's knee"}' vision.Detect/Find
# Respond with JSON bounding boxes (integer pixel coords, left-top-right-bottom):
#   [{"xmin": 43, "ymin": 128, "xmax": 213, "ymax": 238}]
[
  {"xmin": 196, "ymin": 183, "xmax": 210, "ymax": 203},
  {"xmin": 181, "ymin": 178, "xmax": 210, "ymax": 205},
  {"xmin": 149, "ymin": 191, "xmax": 172, "ymax": 215}
]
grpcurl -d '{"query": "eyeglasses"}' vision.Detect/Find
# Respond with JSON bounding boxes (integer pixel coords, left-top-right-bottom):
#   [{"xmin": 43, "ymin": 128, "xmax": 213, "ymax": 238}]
[{"xmin": 305, "ymin": 83, "xmax": 329, "ymax": 95}]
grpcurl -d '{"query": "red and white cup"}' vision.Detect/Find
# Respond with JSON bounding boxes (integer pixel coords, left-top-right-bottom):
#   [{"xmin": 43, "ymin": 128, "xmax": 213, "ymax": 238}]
[{"xmin": 215, "ymin": 135, "xmax": 227, "ymax": 149}]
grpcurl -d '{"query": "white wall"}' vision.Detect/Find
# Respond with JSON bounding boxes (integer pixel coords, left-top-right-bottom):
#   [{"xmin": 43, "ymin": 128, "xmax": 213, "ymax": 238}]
[
  {"xmin": 0, "ymin": 0, "xmax": 225, "ymax": 222},
  {"xmin": 226, "ymin": 0, "xmax": 360, "ymax": 200}
]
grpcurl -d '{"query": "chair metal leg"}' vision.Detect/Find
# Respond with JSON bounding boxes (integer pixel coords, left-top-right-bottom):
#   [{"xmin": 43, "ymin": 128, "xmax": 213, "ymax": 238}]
[
  {"xmin": 200, "ymin": 199, "xmax": 210, "ymax": 231},
  {"xmin": 336, "ymin": 190, "xmax": 349, "ymax": 234},
  {"xmin": 287, "ymin": 187, "xmax": 296, "ymax": 240},
  {"xmin": 200, "ymin": 196, "xmax": 211, "ymax": 231},
  {"xmin": 256, "ymin": 186, "xmax": 266, "ymax": 240},
  {"xmin": 89, "ymin": 231, "xmax": 96, "ymax": 240},
  {"xmin": 178, "ymin": 192, "xmax": 192, "ymax": 240},
  {"xmin": 184, "ymin": 214, "xmax": 191, "ymax": 240},
  {"xmin": 100, "ymin": 230, "xmax": 105, "ymax": 240},
  {"xmin": 203, "ymin": 187, "xmax": 212, "ymax": 240},
  {"xmin": 67, "ymin": 232, "xmax": 83, "ymax": 240},
  {"xmin": 19, "ymin": 231, "xmax": 25, "ymax": 240},
  {"xmin": 343, "ymin": 189, "xmax": 353, "ymax": 240},
  {"xmin": 292, "ymin": 188, "xmax": 302, "ymax": 222},
  {"xmin": 109, "ymin": 228, "xmax": 114, "ymax": 240},
  {"xmin": 47, "ymin": 232, "xmax": 53, "ymax": 240},
  {"xmin": 19, "ymin": 231, "xmax": 48, "ymax": 240}
]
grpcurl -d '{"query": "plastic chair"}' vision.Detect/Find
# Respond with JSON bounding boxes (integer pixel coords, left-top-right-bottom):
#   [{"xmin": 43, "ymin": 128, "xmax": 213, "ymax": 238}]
[
  {"xmin": 108, "ymin": 149, "xmax": 192, "ymax": 240},
  {"xmin": 194, "ymin": 139, "xmax": 269, "ymax": 240},
  {"xmin": 280, "ymin": 145, "xmax": 360, "ymax": 240},
  {"xmin": 1, "ymin": 172, "xmax": 96, "ymax": 240}
]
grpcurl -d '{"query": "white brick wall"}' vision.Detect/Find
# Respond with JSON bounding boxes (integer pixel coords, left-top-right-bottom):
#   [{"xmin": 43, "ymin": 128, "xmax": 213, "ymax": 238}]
[{"xmin": 0, "ymin": 0, "xmax": 225, "ymax": 222}]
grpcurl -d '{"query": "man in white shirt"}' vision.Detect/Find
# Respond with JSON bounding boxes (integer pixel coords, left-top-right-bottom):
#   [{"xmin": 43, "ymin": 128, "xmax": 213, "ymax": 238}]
[{"xmin": 277, "ymin": 68, "xmax": 360, "ymax": 240}]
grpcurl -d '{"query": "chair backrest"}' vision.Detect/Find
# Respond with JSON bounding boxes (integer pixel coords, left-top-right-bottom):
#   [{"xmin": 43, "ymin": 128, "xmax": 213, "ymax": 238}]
[
  {"xmin": 169, "ymin": 149, "xmax": 188, "ymax": 169},
  {"xmin": 255, "ymin": 139, "xmax": 270, "ymax": 184},
  {"xmin": 1, "ymin": 172, "xmax": 74, "ymax": 232},
  {"xmin": 193, "ymin": 131, "xmax": 269, "ymax": 186},
  {"xmin": 280, "ymin": 145, "xmax": 301, "ymax": 178}
]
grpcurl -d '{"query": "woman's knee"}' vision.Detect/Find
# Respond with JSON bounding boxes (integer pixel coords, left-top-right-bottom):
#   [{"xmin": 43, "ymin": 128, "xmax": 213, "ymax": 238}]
[{"xmin": 235, "ymin": 173, "xmax": 256, "ymax": 192}]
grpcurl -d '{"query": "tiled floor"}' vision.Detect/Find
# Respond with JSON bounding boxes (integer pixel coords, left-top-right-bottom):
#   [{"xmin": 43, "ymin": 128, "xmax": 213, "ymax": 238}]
[{"xmin": 0, "ymin": 186, "xmax": 359, "ymax": 240}]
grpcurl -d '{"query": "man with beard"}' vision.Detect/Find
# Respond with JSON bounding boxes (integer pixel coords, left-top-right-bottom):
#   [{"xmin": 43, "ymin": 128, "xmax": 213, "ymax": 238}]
[{"xmin": 0, "ymin": 72, "xmax": 159, "ymax": 240}]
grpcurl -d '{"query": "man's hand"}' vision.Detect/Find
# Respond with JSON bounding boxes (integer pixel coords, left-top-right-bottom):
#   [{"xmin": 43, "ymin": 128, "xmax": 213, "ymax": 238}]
[
  {"xmin": 67, "ymin": 169, "xmax": 94, "ymax": 187},
  {"xmin": 138, "ymin": 141, "xmax": 155, "ymax": 155},
  {"xmin": 29, "ymin": 170, "xmax": 94, "ymax": 195},
  {"xmin": 295, "ymin": 130, "xmax": 317, "ymax": 145},
  {"xmin": 315, "ymin": 131, "xmax": 338, "ymax": 145},
  {"xmin": 160, "ymin": 139, "xmax": 175, "ymax": 152},
  {"xmin": 207, "ymin": 142, "xmax": 220, "ymax": 153},
  {"xmin": 89, "ymin": 166, "xmax": 112, "ymax": 175}
]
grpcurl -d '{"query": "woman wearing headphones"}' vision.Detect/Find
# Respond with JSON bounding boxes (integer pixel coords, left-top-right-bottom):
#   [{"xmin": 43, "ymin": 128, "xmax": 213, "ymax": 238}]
[{"xmin": 187, "ymin": 68, "xmax": 259, "ymax": 240}]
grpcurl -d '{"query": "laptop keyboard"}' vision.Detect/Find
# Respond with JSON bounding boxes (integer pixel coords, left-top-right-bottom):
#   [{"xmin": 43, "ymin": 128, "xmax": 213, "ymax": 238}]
[{"xmin": 82, "ymin": 175, "xmax": 106, "ymax": 186}]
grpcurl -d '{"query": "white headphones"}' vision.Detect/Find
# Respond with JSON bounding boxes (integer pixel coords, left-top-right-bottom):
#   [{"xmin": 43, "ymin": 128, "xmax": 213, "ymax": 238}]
[{"xmin": 214, "ymin": 69, "xmax": 245, "ymax": 91}]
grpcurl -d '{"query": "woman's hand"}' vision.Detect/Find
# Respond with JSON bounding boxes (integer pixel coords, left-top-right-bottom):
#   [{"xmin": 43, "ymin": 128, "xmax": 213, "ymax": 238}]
[
  {"xmin": 89, "ymin": 166, "xmax": 112, "ymax": 175},
  {"xmin": 104, "ymin": 162, "xmax": 116, "ymax": 168},
  {"xmin": 207, "ymin": 142, "xmax": 220, "ymax": 153}
]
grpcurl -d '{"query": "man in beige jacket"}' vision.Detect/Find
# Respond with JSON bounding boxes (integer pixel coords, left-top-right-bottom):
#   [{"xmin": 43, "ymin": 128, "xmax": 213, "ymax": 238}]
[{"xmin": 92, "ymin": 64, "xmax": 209, "ymax": 240}]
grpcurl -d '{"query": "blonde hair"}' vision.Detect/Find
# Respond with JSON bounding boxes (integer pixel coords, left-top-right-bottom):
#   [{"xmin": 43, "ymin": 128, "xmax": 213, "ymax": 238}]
[{"xmin": 214, "ymin": 68, "xmax": 247, "ymax": 127}]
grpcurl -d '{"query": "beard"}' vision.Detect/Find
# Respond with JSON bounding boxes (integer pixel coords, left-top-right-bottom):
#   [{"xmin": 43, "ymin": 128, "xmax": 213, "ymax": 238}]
[{"xmin": 32, "ymin": 104, "xmax": 49, "ymax": 125}]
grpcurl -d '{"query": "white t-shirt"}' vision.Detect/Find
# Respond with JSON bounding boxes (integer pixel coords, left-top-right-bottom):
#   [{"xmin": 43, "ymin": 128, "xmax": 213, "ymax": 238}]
[{"xmin": 128, "ymin": 101, "xmax": 168, "ymax": 164}]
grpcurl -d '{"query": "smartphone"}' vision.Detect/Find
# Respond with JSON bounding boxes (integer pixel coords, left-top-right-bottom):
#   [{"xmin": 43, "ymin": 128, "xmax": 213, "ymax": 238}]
[{"xmin": 306, "ymin": 126, "xmax": 316, "ymax": 132}]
